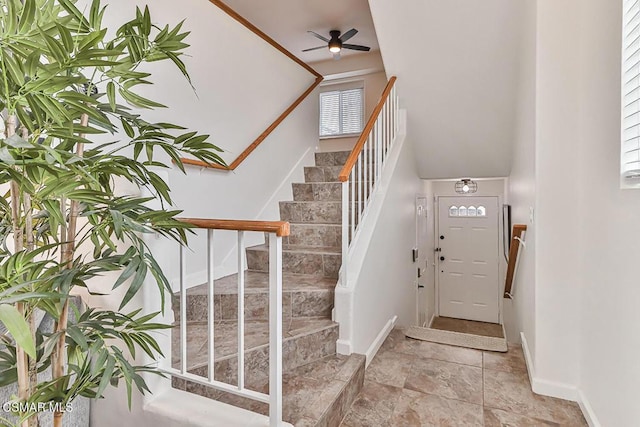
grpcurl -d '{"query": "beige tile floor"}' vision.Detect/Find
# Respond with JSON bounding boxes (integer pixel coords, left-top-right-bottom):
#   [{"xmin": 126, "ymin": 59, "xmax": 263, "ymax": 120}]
[{"xmin": 340, "ymin": 328, "xmax": 587, "ymax": 427}]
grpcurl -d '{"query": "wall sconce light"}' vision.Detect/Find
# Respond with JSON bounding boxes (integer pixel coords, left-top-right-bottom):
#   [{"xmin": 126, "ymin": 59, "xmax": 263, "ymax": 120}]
[{"xmin": 455, "ymin": 178, "xmax": 478, "ymax": 194}]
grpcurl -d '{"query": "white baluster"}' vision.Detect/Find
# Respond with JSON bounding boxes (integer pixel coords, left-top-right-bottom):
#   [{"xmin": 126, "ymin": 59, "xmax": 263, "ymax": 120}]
[
  {"xmin": 180, "ymin": 244, "xmax": 187, "ymax": 375},
  {"xmin": 237, "ymin": 231, "xmax": 245, "ymax": 390},
  {"xmin": 364, "ymin": 140, "xmax": 369, "ymax": 204},
  {"xmin": 207, "ymin": 230, "xmax": 215, "ymax": 382},
  {"xmin": 367, "ymin": 138, "xmax": 372, "ymax": 202},
  {"xmin": 268, "ymin": 233, "xmax": 283, "ymax": 426},
  {"xmin": 341, "ymin": 181, "xmax": 349, "ymax": 287},
  {"xmin": 350, "ymin": 169, "xmax": 355, "ymax": 243},
  {"xmin": 358, "ymin": 155, "xmax": 363, "ymax": 225}
]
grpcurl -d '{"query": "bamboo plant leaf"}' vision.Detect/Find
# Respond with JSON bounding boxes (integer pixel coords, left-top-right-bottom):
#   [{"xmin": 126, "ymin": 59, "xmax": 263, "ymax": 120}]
[{"xmin": 0, "ymin": 304, "xmax": 36, "ymax": 359}]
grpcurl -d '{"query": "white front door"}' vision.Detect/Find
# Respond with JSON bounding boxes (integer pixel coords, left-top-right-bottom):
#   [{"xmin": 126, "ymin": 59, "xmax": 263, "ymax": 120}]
[{"xmin": 437, "ymin": 196, "xmax": 500, "ymax": 323}]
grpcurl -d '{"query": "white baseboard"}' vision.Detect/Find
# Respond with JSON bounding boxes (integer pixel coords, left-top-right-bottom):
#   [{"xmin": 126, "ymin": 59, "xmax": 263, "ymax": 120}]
[
  {"xmin": 365, "ymin": 316, "xmax": 397, "ymax": 367},
  {"xmin": 520, "ymin": 332, "xmax": 578, "ymax": 401},
  {"xmin": 336, "ymin": 339, "xmax": 352, "ymax": 356},
  {"xmin": 532, "ymin": 377, "xmax": 578, "ymax": 401},
  {"xmin": 521, "ymin": 333, "xmax": 603, "ymax": 425},
  {"xmin": 577, "ymin": 390, "xmax": 602, "ymax": 427},
  {"xmin": 520, "ymin": 332, "xmax": 536, "ymax": 384}
]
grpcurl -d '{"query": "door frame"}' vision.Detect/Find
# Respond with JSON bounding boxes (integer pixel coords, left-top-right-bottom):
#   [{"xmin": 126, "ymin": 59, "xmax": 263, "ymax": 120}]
[
  {"xmin": 414, "ymin": 194, "xmax": 429, "ymax": 327},
  {"xmin": 434, "ymin": 194, "xmax": 505, "ymax": 324}
]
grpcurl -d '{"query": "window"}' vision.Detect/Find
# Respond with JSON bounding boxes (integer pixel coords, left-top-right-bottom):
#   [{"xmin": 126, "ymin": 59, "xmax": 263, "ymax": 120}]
[
  {"xmin": 319, "ymin": 87, "xmax": 364, "ymax": 137},
  {"xmin": 448, "ymin": 205, "xmax": 487, "ymax": 218},
  {"xmin": 622, "ymin": 0, "xmax": 640, "ymax": 187}
]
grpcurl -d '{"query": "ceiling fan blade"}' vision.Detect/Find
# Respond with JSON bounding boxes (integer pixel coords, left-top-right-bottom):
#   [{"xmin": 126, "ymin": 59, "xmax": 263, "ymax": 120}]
[
  {"xmin": 340, "ymin": 28, "xmax": 358, "ymax": 42},
  {"xmin": 343, "ymin": 44, "xmax": 371, "ymax": 52},
  {"xmin": 333, "ymin": 52, "xmax": 341, "ymax": 61},
  {"xmin": 302, "ymin": 45, "xmax": 327, "ymax": 52},
  {"xmin": 308, "ymin": 30, "xmax": 329, "ymax": 42}
]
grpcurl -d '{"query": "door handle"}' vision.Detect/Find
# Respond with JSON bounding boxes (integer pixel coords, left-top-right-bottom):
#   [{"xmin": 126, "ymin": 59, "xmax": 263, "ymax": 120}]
[{"xmin": 440, "ymin": 256, "xmax": 445, "ymax": 261}]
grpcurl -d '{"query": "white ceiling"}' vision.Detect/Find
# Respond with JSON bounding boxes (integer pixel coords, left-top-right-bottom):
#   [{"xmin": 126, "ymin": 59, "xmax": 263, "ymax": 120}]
[
  {"xmin": 222, "ymin": 0, "xmax": 380, "ymax": 64},
  {"xmin": 368, "ymin": 0, "xmax": 527, "ymax": 179}
]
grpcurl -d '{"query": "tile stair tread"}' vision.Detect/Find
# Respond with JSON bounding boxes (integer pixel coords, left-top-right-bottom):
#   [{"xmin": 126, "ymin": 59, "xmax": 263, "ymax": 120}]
[
  {"xmin": 178, "ymin": 270, "xmax": 336, "ymax": 295},
  {"xmin": 246, "ymin": 243, "xmax": 341, "ymax": 255},
  {"xmin": 181, "ymin": 353, "xmax": 365, "ymax": 427},
  {"xmin": 173, "ymin": 318, "xmax": 338, "ymax": 369}
]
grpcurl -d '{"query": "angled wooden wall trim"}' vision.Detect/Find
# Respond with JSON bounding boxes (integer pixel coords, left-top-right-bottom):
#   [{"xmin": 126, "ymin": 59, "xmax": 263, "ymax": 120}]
[
  {"xmin": 180, "ymin": 0, "xmax": 323, "ymax": 171},
  {"xmin": 504, "ymin": 224, "xmax": 527, "ymax": 298}
]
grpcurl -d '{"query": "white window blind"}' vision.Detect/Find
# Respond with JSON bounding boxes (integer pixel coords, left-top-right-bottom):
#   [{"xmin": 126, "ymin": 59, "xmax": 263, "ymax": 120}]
[
  {"xmin": 320, "ymin": 88, "xmax": 364, "ymax": 137},
  {"xmin": 622, "ymin": 0, "xmax": 640, "ymax": 185}
]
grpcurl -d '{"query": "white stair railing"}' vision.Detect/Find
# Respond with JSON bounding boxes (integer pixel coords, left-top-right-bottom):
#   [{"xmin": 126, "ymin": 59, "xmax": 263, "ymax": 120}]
[
  {"xmin": 165, "ymin": 218, "xmax": 289, "ymax": 427},
  {"xmin": 339, "ymin": 77, "xmax": 398, "ymax": 287}
]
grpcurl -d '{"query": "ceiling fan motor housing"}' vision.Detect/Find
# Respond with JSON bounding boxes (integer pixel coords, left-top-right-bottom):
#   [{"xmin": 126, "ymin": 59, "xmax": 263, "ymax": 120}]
[{"xmin": 329, "ymin": 30, "xmax": 343, "ymax": 52}]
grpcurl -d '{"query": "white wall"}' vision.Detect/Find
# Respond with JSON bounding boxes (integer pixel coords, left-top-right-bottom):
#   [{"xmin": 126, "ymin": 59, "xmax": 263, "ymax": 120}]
[
  {"xmin": 509, "ymin": 0, "xmax": 640, "ymax": 424},
  {"xmin": 507, "ymin": 0, "xmax": 537, "ymax": 358},
  {"xmin": 368, "ymin": 0, "xmax": 526, "ymax": 179},
  {"xmin": 347, "ymin": 133, "xmax": 422, "ymax": 353},
  {"xmin": 533, "ymin": 0, "xmax": 583, "ymax": 390},
  {"xmin": 98, "ymin": 0, "xmax": 319, "ymax": 288},
  {"xmin": 577, "ymin": 0, "xmax": 640, "ymax": 425}
]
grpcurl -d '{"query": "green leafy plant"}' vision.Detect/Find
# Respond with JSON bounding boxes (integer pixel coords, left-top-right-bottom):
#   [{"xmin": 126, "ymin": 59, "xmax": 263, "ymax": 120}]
[{"xmin": 0, "ymin": 0, "xmax": 225, "ymax": 425}]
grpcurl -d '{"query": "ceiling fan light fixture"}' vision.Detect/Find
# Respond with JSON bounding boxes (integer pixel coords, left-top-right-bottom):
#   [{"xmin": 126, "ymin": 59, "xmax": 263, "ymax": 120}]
[
  {"xmin": 329, "ymin": 44, "xmax": 341, "ymax": 53},
  {"xmin": 455, "ymin": 178, "xmax": 478, "ymax": 194}
]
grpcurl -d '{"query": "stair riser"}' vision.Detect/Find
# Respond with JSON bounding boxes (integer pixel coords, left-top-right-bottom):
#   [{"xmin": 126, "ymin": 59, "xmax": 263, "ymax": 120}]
[
  {"xmin": 173, "ymin": 289, "xmax": 334, "ymax": 322},
  {"xmin": 292, "ymin": 183, "xmax": 342, "ymax": 201},
  {"xmin": 303, "ymin": 166, "xmax": 377, "ymax": 184},
  {"xmin": 246, "ymin": 249, "xmax": 341, "ymax": 279},
  {"xmin": 292, "ymin": 186, "xmax": 376, "ymax": 206},
  {"xmin": 316, "ymin": 362, "xmax": 365, "ymax": 427},
  {"xmin": 304, "ymin": 166, "xmax": 343, "ymax": 183},
  {"xmin": 286, "ymin": 224, "xmax": 342, "ymax": 247},
  {"xmin": 314, "ymin": 151, "xmax": 351, "ymax": 167},
  {"xmin": 314, "ymin": 151, "xmax": 378, "ymax": 167},
  {"xmin": 280, "ymin": 201, "xmax": 342, "ymax": 224},
  {"xmin": 175, "ymin": 325, "xmax": 338, "ymax": 392}
]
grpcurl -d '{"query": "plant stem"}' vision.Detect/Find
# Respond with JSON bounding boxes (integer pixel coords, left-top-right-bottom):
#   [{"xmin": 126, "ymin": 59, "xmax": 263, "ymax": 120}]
[
  {"xmin": 20, "ymin": 126, "xmax": 38, "ymax": 427},
  {"xmin": 6, "ymin": 116, "xmax": 29, "ymax": 427},
  {"xmin": 53, "ymin": 113, "xmax": 89, "ymax": 427}
]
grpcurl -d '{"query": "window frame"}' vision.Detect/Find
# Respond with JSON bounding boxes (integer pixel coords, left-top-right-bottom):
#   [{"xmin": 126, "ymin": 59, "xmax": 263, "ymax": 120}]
[
  {"xmin": 319, "ymin": 84, "xmax": 365, "ymax": 139},
  {"xmin": 621, "ymin": 0, "xmax": 640, "ymax": 189}
]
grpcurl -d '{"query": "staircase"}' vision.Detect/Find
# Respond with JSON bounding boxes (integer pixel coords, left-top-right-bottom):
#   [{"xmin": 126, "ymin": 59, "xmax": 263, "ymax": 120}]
[{"xmin": 172, "ymin": 150, "xmax": 366, "ymax": 427}]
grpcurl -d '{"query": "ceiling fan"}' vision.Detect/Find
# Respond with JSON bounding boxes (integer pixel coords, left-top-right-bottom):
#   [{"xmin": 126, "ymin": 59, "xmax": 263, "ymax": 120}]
[{"xmin": 303, "ymin": 28, "xmax": 371, "ymax": 59}]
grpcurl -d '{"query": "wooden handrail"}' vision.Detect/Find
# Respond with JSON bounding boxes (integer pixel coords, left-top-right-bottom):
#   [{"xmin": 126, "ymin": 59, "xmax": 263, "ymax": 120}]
[
  {"xmin": 504, "ymin": 224, "xmax": 527, "ymax": 298},
  {"xmin": 338, "ymin": 76, "xmax": 397, "ymax": 182},
  {"xmin": 179, "ymin": 0, "xmax": 323, "ymax": 171},
  {"xmin": 178, "ymin": 218, "xmax": 290, "ymax": 237}
]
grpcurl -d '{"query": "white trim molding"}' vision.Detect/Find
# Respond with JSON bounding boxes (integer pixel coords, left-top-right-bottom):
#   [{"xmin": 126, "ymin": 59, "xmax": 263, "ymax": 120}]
[
  {"xmin": 520, "ymin": 332, "xmax": 578, "ymax": 401},
  {"xmin": 520, "ymin": 332, "xmax": 602, "ymax": 426},
  {"xmin": 365, "ymin": 316, "xmax": 397, "ymax": 367},
  {"xmin": 577, "ymin": 390, "xmax": 603, "ymax": 427}
]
